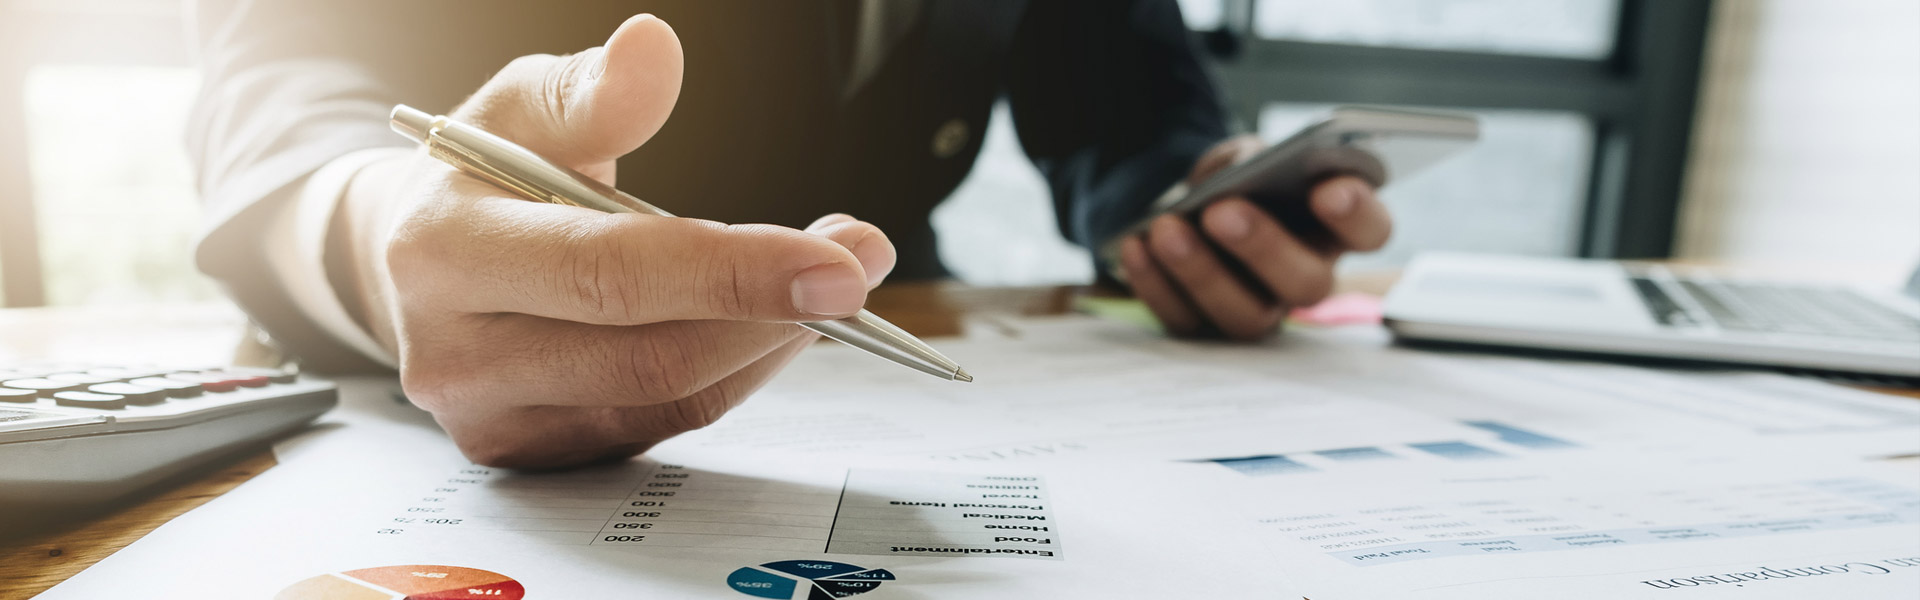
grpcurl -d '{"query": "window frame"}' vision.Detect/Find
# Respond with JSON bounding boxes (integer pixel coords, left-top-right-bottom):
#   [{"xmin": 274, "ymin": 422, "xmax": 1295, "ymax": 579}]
[
  {"xmin": 0, "ymin": 1, "xmax": 1716, "ymax": 306},
  {"xmin": 1202, "ymin": 0, "xmax": 1713, "ymax": 260}
]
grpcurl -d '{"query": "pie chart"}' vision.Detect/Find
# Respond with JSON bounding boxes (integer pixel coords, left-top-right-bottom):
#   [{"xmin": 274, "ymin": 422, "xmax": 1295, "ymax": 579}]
[
  {"xmin": 276, "ymin": 565, "xmax": 524, "ymax": 599},
  {"xmin": 726, "ymin": 560, "xmax": 895, "ymax": 600}
]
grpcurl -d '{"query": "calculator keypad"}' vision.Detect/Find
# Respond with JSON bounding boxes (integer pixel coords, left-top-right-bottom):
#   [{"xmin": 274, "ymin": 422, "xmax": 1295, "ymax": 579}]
[{"xmin": 0, "ymin": 365, "xmax": 295, "ymax": 411}]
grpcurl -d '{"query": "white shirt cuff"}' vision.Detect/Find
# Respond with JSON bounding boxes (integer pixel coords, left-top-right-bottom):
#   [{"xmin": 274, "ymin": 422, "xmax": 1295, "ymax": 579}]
[{"xmin": 264, "ymin": 147, "xmax": 410, "ymax": 369}]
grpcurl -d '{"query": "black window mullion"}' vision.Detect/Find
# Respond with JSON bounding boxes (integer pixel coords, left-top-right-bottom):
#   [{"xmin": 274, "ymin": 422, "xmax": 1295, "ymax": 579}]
[
  {"xmin": 1588, "ymin": 0, "xmax": 1712, "ymax": 259},
  {"xmin": 1215, "ymin": 44, "xmax": 1636, "ymax": 117}
]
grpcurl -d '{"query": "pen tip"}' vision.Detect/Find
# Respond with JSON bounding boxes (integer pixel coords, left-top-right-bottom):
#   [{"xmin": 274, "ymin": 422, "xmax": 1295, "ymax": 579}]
[{"xmin": 953, "ymin": 368, "xmax": 974, "ymax": 383}]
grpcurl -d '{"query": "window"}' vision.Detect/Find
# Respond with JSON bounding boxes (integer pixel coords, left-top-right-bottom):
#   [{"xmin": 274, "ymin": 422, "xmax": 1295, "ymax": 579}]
[
  {"xmin": 1252, "ymin": 0, "xmax": 1620, "ymax": 59},
  {"xmin": 1, "ymin": 0, "xmax": 207, "ymax": 307},
  {"xmin": 1208, "ymin": 0, "xmax": 1712, "ymax": 262},
  {"xmin": 937, "ymin": 0, "xmax": 1709, "ymax": 285},
  {"xmin": 0, "ymin": 2, "xmax": 1714, "ymax": 301},
  {"xmin": 24, "ymin": 65, "xmax": 212, "ymax": 305},
  {"xmin": 1258, "ymin": 104, "xmax": 1594, "ymax": 270}
]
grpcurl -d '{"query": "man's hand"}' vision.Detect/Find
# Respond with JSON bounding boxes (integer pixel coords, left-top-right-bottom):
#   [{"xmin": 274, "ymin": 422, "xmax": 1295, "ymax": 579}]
[
  {"xmin": 335, "ymin": 15, "xmax": 897, "ymax": 468},
  {"xmin": 1117, "ymin": 135, "xmax": 1391, "ymax": 340}
]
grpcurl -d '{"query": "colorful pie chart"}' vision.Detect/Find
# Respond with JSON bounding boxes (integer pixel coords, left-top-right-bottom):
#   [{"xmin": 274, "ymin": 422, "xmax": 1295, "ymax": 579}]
[
  {"xmin": 727, "ymin": 560, "xmax": 894, "ymax": 600},
  {"xmin": 276, "ymin": 565, "xmax": 524, "ymax": 600}
]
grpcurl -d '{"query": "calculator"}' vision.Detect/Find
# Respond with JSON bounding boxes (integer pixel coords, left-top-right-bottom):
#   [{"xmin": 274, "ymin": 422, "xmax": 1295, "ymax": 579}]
[{"xmin": 0, "ymin": 363, "xmax": 335, "ymax": 510}]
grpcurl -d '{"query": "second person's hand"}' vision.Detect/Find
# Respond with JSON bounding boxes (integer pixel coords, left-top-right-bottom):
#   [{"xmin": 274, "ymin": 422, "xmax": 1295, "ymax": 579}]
[
  {"xmin": 334, "ymin": 15, "xmax": 897, "ymax": 468},
  {"xmin": 1117, "ymin": 135, "xmax": 1392, "ymax": 340}
]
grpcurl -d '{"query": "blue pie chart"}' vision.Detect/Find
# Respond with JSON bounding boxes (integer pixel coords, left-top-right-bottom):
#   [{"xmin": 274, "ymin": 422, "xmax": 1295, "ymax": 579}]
[{"xmin": 726, "ymin": 560, "xmax": 895, "ymax": 599}]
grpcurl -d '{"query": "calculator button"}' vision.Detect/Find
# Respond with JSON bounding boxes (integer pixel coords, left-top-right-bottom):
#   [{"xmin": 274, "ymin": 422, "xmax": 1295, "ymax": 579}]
[
  {"xmin": 222, "ymin": 367, "xmax": 297, "ymax": 384},
  {"xmin": 0, "ymin": 388, "xmax": 38, "ymax": 403},
  {"xmin": 86, "ymin": 367, "xmax": 168, "ymax": 381},
  {"xmin": 131, "ymin": 377, "xmax": 203, "ymax": 398},
  {"xmin": 216, "ymin": 374, "xmax": 271, "ymax": 388},
  {"xmin": 53, "ymin": 391, "xmax": 128, "ymax": 410},
  {"xmin": 3, "ymin": 378, "xmax": 87, "ymax": 397},
  {"xmin": 88, "ymin": 383, "xmax": 166, "ymax": 405},
  {"xmin": 48, "ymin": 372, "xmax": 120, "ymax": 385},
  {"xmin": 165, "ymin": 373, "xmax": 240, "ymax": 393}
]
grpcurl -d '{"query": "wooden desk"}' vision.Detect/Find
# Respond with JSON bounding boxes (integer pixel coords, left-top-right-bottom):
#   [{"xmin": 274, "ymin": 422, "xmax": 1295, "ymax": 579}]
[{"xmin": 2, "ymin": 280, "xmax": 1914, "ymax": 597}]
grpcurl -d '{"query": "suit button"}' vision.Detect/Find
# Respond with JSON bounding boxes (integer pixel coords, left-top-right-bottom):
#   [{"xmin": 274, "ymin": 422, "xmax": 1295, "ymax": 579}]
[{"xmin": 931, "ymin": 118, "xmax": 969, "ymax": 158}]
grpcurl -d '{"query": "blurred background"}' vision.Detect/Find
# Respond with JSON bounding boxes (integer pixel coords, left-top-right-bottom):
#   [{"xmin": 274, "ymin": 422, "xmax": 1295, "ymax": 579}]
[{"xmin": 0, "ymin": 0, "xmax": 1915, "ymax": 308}]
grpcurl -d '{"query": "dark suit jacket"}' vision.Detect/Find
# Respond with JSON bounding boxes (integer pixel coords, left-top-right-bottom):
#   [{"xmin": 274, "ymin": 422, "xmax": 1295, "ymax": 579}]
[{"xmin": 187, "ymin": 0, "xmax": 1229, "ymax": 372}]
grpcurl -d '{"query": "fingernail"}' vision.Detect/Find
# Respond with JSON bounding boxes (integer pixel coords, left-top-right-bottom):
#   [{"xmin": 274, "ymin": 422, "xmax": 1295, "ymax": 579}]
[
  {"xmin": 850, "ymin": 232, "xmax": 896, "ymax": 282},
  {"xmin": 1151, "ymin": 218, "xmax": 1194, "ymax": 259},
  {"xmin": 1206, "ymin": 202, "xmax": 1253, "ymax": 241},
  {"xmin": 806, "ymin": 213, "xmax": 856, "ymax": 234},
  {"xmin": 791, "ymin": 263, "xmax": 866, "ymax": 316},
  {"xmin": 1321, "ymin": 181, "xmax": 1360, "ymax": 217}
]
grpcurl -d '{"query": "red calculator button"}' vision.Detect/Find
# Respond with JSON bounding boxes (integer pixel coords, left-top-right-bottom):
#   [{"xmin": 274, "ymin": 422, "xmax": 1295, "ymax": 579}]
[{"xmin": 166, "ymin": 373, "xmax": 239, "ymax": 393}]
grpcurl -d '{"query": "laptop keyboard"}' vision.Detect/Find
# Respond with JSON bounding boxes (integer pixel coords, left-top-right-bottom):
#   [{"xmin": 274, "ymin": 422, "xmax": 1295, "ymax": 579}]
[{"xmin": 1632, "ymin": 277, "xmax": 1920, "ymax": 341}]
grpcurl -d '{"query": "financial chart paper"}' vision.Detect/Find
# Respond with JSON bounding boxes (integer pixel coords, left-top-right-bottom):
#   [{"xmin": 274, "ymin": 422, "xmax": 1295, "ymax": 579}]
[
  {"xmin": 37, "ymin": 378, "xmax": 1285, "ymax": 599},
  {"xmin": 1209, "ymin": 448, "xmax": 1920, "ymax": 599},
  {"xmin": 383, "ymin": 461, "xmax": 1065, "ymax": 559}
]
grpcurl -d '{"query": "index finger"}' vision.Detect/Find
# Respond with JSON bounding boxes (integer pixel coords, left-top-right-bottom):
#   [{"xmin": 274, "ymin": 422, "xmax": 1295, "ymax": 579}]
[{"xmin": 391, "ymin": 179, "xmax": 876, "ymax": 325}]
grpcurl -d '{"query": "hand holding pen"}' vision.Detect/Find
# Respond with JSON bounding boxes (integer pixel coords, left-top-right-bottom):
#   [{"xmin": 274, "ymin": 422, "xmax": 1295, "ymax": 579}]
[{"xmin": 325, "ymin": 15, "xmax": 958, "ymax": 469}]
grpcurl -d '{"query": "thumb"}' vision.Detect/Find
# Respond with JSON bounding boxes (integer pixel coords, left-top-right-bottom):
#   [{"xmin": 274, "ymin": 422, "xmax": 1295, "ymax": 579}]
[{"xmin": 454, "ymin": 14, "xmax": 684, "ymax": 173}]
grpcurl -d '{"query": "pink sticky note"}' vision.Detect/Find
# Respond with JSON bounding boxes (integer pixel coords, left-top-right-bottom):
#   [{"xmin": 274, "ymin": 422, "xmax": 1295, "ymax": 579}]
[{"xmin": 1288, "ymin": 292, "xmax": 1384, "ymax": 327}]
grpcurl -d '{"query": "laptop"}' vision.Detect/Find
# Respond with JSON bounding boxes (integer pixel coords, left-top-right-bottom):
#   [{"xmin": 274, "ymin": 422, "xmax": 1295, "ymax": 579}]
[{"xmin": 1383, "ymin": 252, "xmax": 1920, "ymax": 378}]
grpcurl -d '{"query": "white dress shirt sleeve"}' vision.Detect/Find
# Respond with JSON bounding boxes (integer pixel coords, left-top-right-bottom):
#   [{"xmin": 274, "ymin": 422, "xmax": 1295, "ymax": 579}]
[{"xmin": 262, "ymin": 147, "xmax": 411, "ymax": 369}]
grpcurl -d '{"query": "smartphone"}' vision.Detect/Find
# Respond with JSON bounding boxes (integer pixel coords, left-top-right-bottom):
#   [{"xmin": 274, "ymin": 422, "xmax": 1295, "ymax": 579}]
[{"xmin": 1101, "ymin": 106, "xmax": 1480, "ymax": 282}]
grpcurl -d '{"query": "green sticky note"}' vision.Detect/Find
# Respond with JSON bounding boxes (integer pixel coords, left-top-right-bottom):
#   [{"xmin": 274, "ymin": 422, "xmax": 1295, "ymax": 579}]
[{"xmin": 1074, "ymin": 296, "xmax": 1163, "ymax": 333}]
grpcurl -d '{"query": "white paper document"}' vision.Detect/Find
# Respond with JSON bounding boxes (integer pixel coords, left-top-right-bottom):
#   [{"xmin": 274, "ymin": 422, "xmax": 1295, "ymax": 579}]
[
  {"xmin": 674, "ymin": 317, "xmax": 1920, "ymax": 470},
  {"xmin": 671, "ymin": 321, "xmax": 1501, "ymax": 462},
  {"xmin": 37, "ymin": 316, "xmax": 1920, "ymax": 600},
  {"xmin": 39, "ymin": 379, "xmax": 1289, "ymax": 599},
  {"xmin": 1205, "ymin": 447, "xmax": 1920, "ymax": 599}
]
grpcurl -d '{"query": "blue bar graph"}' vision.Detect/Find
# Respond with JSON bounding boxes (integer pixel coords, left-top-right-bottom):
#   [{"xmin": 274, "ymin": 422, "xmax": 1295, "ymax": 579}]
[
  {"xmin": 1314, "ymin": 447, "xmax": 1400, "ymax": 462},
  {"xmin": 1409, "ymin": 441, "xmax": 1507, "ymax": 460},
  {"xmin": 1463, "ymin": 421, "xmax": 1579, "ymax": 449},
  {"xmin": 1212, "ymin": 455, "xmax": 1318, "ymax": 476}
]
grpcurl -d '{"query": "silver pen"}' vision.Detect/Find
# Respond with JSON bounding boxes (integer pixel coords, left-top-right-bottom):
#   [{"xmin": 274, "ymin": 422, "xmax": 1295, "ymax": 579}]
[{"xmin": 389, "ymin": 105, "xmax": 972, "ymax": 382}]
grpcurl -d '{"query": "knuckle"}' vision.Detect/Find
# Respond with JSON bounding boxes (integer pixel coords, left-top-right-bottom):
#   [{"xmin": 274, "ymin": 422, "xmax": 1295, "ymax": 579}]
[
  {"xmin": 563, "ymin": 225, "xmax": 649, "ymax": 323},
  {"xmin": 620, "ymin": 330, "xmax": 707, "ymax": 402},
  {"xmin": 830, "ymin": 221, "xmax": 881, "ymax": 249},
  {"xmin": 537, "ymin": 54, "xmax": 584, "ymax": 131},
  {"xmin": 659, "ymin": 396, "xmax": 732, "ymax": 433},
  {"xmin": 382, "ymin": 218, "xmax": 436, "ymax": 283},
  {"xmin": 698, "ymin": 249, "xmax": 752, "ymax": 320},
  {"xmin": 697, "ymin": 224, "xmax": 768, "ymax": 319},
  {"xmin": 397, "ymin": 359, "xmax": 460, "ymax": 414},
  {"xmin": 382, "ymin": 183, "xmax": 467, "ymax": 297}
]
